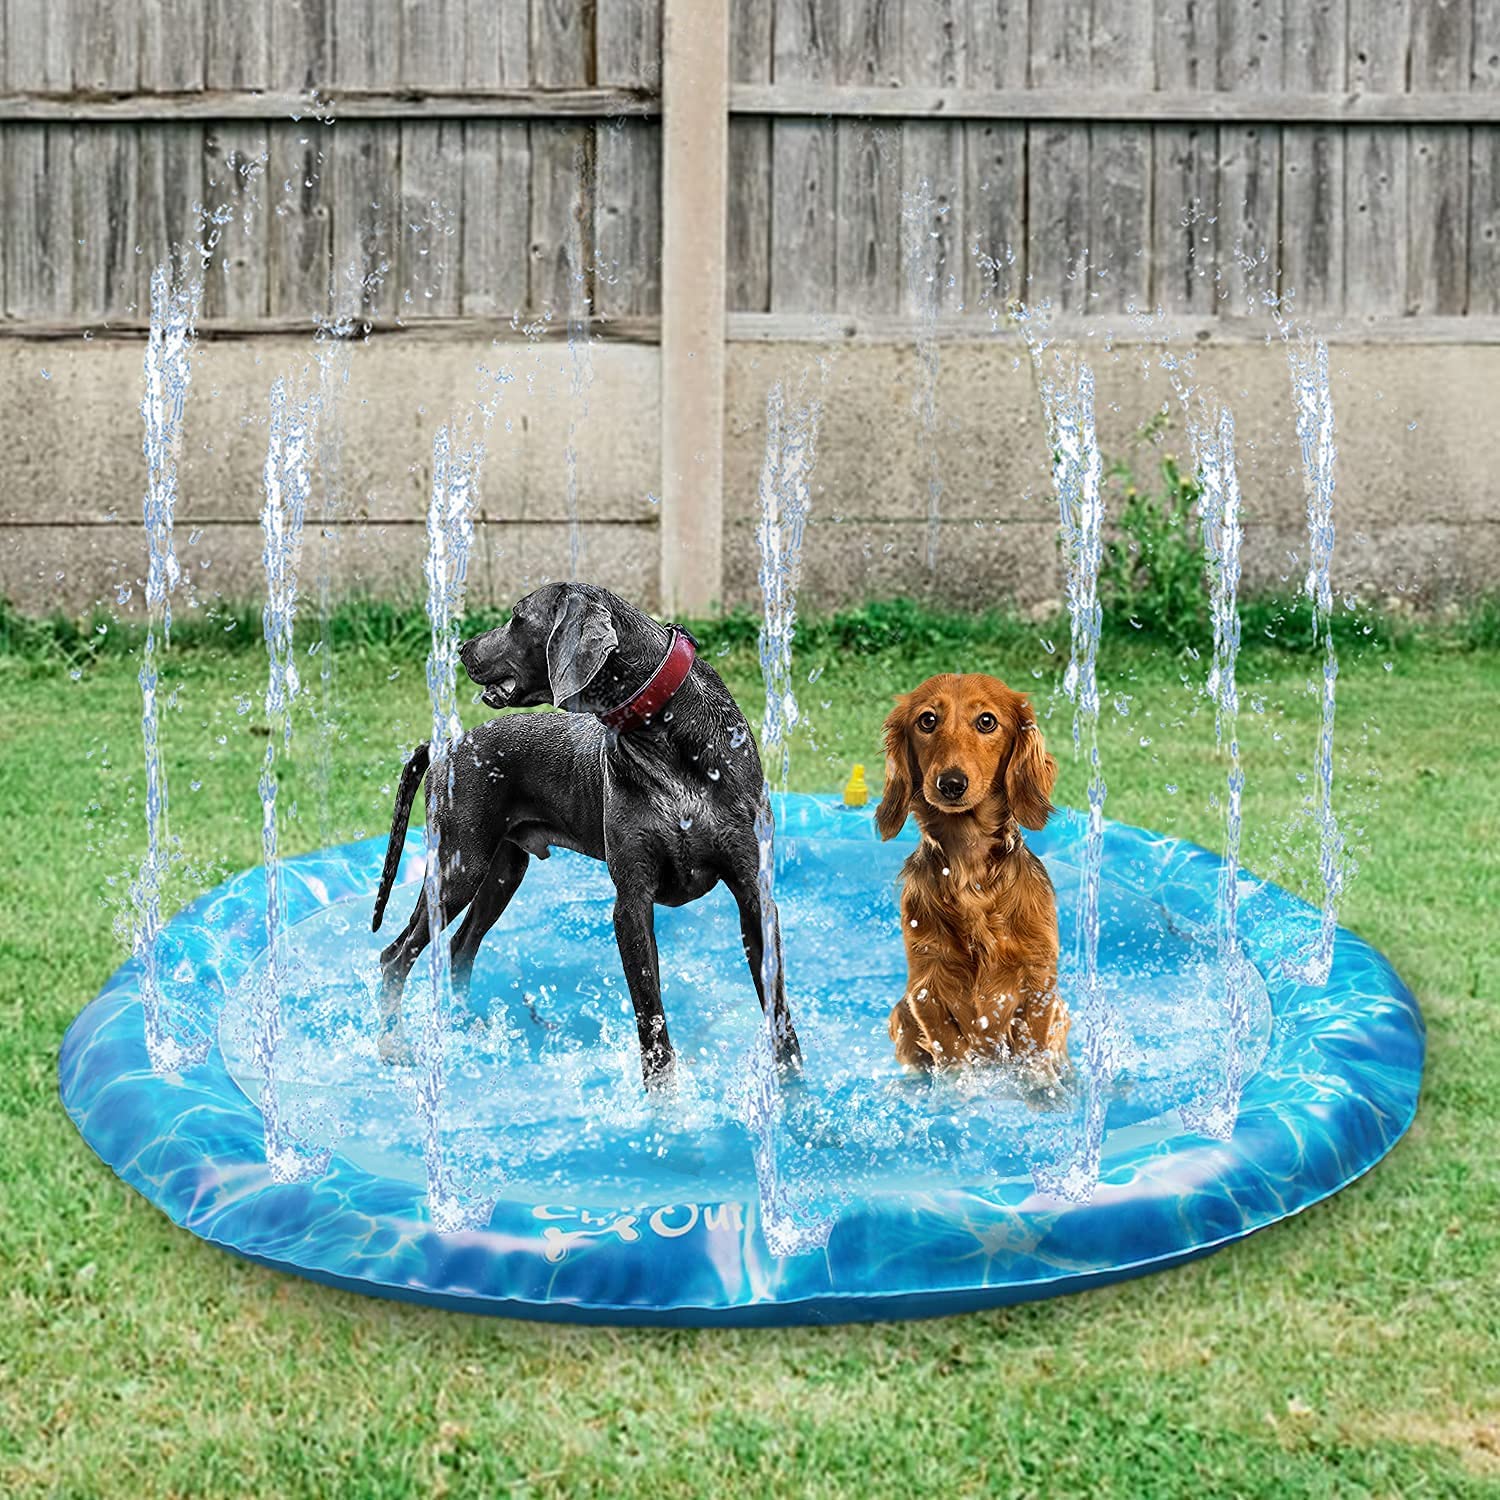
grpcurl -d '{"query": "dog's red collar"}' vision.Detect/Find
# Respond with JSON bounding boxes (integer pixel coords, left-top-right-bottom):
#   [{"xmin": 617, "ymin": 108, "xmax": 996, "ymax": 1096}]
[{"xmin": 597, "ymin": 626, "xmax": 696, "ymax": 734}]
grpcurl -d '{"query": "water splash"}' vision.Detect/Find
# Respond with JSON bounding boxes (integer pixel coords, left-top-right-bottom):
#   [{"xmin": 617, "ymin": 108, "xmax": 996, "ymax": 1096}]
[
  {"xmin": 1182, "ymin": 406, "xmax": 1250, "ymax": 1138},
  {"xmin": 253, "ymin": 375, "xmax": 328, "ymax": 1181},
  {"xmin": 901, "ymin": 178, "xmax": 945, "ymax": 570},
  {"xmin": 1034, "ymin": 360, "xmax": 1115, "ymax": 1202},
  {"xmin": 747, "ymin": 380, "xmax": 833, "ymax": 1254},
  {"xmin": 416, "ymin": 422, "xmax": 493, "ymax": 1232},
  {"xmin": 1287, "ymin": 340, "xmax": 1343, "ymax": 984},
  {"xmin": 755, "ymin": 382, "xmax": 820, "ymax": 790},
  {"xmin": 131, "ymin": 265, "xmax": 208, "ymax": 1074}
]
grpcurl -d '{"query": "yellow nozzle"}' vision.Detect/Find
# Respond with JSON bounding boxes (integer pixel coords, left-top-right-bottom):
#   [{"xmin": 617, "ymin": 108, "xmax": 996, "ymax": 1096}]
[{"xmin": 843, "ymin": 763, "xmax": 870, "ymax": 807}]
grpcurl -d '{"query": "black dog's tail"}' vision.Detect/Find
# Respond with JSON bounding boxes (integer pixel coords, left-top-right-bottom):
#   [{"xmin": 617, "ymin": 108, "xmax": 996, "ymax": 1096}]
[{"xmin": 371, "ymin": 742, "xmax": 431, "ymax": 932}]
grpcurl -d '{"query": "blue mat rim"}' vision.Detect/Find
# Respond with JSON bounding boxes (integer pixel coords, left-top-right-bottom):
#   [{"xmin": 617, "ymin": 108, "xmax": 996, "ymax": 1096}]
[{"xmin": 58, "ymin": 795, "xmax": 1425, "ymax": 1326}]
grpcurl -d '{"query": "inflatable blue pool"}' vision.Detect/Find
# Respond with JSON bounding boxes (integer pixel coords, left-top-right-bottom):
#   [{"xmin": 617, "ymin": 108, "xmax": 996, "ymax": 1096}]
[{"xmin": 59, "ymin": 794, "xmax": 1422, "ymax": 1325}]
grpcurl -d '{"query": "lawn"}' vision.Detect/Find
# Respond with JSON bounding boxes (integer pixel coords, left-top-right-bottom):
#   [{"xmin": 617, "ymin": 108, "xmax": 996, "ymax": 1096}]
[{"xmin": 1, "ymin": 607, "xmax": 1496, "ymax": 1498}]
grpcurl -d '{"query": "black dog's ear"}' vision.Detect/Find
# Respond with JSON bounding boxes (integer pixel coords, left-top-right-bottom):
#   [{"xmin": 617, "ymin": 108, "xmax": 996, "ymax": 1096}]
[
  {"xmin": 545, "ymin": 590, "xmax": 618, "ymax": 708},
  {"xmin": 1005, "ymin": 694, "xmax": 1057, "ymax": 831},
  {"xmin": 875, "ymin": 698, "xmax": 916, "ymax": 840}
]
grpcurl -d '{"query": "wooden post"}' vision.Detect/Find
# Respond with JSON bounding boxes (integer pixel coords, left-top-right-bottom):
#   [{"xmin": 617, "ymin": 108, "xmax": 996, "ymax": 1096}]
[{"xmin": 659, "ymin": 0, "xmax": 729, "ymax": 616}]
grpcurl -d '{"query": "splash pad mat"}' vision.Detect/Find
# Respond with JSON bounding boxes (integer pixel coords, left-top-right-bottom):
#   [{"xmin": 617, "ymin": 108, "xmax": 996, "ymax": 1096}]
[{"xmin": 60, "ymin": 795, "xmax": 1422, "ymax": 1325}]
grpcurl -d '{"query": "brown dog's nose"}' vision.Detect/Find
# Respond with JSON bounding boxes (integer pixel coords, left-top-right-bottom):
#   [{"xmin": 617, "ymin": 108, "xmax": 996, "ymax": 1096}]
[{"xmin": 936, "ymin": 770, "xmax": 969, "ymax": 803}]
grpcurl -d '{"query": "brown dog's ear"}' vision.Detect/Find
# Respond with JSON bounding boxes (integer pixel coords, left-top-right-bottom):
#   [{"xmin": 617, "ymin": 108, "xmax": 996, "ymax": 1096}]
[
  {"xmin": 875, "ymin": 699, "xmax": 916, "ymax": 840},
  {"xmin": 1005, "ymin": 695, "xmax": 1057, "ymax": 830}
]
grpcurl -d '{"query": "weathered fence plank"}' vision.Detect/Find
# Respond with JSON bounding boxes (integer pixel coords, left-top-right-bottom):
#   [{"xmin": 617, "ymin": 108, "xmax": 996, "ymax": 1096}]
[
  {"xmin": 725, "ymin": 1, "xmax": 771, "ymax": 309},
  {"xmin": 201, "ymin": 123, "xmax": 270, "ymax": 319},
  {"xmin": 141, "ymin": 0, "xmax": 207, "ymax": 94},
  {"xmin": 1280, "ymin": 0, "xmax": 1346, "ymax": 317},
  {"xmin": 74, "ymin": 0, "xmax": 140, "ymax": 93},
  {"xmin": 726, "ymin": 82, "xmax": 1500, "ymax": 121},
  {"xmin": 834, "ymin": 2, "xmax": 900, "ymax": 314},
  {"xmin": 458, "ymin": 121, "xmax": 530, "ymax": 318},
  {"xmin": 1346, "ymin": 0, "xmax": 1411, "ymax": 315},
  {"xmin": 598, "ymin": 0, "xmax": 662, "ymax": 88},
  {"xmin": 962, "ymin": 121, "xmax": 1024, "ymax": 309},
  {"xmin": 595, "ymin": 119, "xmax": 662, "ymax": 316},
  {"xmin": 401, "ymin": 0, "xmax": 469, "ymax": 92},
  {"xmin": 1026, "ymin": 0, "xmax": 1092, "ymax": 313},
  {"xmin": 1151, "ymin": 6, "xmax": 1217, "ymax": 321},
  {"xmin": 1472, "ymin": 3, "xmax": 1500, "ymax": 314},
  {"xmin": 73, "ymin": 125, "xmax": 139, "ymax": 320},
  {"xmin": 529, "ymin": 122, "xmax": 592, "ymax": 316},
  {"xmin": 329, "ymin": 0, "xmax": 399, "ymax": 88},
  {"xmin": 267, "ymin": 120, "xmax": 333, "ymax": 318},
  {"xmin": 836, "ymin": 122, "xmax": 899, "ymax": 313},
  {"xmin": 901, "ymin": 3, "xmax": 967, "ymax": 314},
  {"xmin": 961, "ymin": 0, "xmax": 1026, "ymax": 308},
  {"xmin": 533, "ymin": 0, "xmax": 592, "ymax": 87},
  {"xmin": 1088, "ymin": 0, "xmax": 1153, "ymax": 312},
  {"xmin": 4, "ymin": 124, "xmax": 75, "ymax": 317},
  {"xmin": 770, "ymin": 0, "xmax": 837, "ymax": 313},
  {"xmin": 271, "ymin": 0, "xmax": 332, "ymax": 95},
  {"xmin": 399, "ymin": 121, "xmax": 466, "ymax": 317},
  {"xmin": 3, "ymin": 0, "xmax": 73, "ymax": 91},
  {"xmin": 138, "ymin": 123, "xmax": 205, "ymax": 296},
  {"xmin": 1218, "ymin": 0, "xmax": 1283, "ymax": 306},
  {"xmin": 206, "ymin": 0, "xmax": 271, "ymax": 90},
  {"xmin": 1407, "ymin": 2, "xmax": 1472, "ymax": 313}
]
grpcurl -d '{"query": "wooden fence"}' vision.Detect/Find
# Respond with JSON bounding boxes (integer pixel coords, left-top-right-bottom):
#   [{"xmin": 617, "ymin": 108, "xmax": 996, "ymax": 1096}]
[{"xmin": 1, "ymin": 0, "xmax": 1498, "ymax": 611}]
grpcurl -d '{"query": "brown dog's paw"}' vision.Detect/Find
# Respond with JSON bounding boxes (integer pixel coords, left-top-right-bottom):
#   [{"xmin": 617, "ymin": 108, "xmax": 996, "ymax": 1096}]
[{"xmin": 889, "ymin": 998, "xmax": 937, "ymax": 1071}]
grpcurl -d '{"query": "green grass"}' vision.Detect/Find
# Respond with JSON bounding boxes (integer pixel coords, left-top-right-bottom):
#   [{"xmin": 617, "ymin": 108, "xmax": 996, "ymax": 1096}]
[{"xmin": 1, "ymin": 611, "xmax": 1497, "ymax": 1498}]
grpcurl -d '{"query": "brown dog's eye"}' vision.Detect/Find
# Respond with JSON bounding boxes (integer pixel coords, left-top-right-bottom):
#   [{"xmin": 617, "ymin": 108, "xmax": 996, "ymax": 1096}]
[
  {"xmin": 975, "ymin": 712, "xmax": 998, "ymax": 733},
  {"xmin": 916, "ymin": 710, "xmax": 939, "ymax": 733}
]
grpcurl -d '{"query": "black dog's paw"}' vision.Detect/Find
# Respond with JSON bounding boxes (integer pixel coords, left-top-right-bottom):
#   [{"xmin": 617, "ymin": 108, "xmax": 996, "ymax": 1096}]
[{"xmin": 377, "ymin": 1028, "xmax": 415, "ymax": 1067}]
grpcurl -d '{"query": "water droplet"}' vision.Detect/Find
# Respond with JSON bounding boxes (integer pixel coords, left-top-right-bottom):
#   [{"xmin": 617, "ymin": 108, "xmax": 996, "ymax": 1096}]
[
  {"xmin": 678, "ymin": 817, "xmax": 693, "ymax": 831},
  {"xmin": 1165, "ymin": 783, "xmax": 1178, "ymax": 795}
]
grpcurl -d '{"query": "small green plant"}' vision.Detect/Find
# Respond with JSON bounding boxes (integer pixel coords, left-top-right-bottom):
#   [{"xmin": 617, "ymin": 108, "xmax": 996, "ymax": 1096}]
[{"xmin": 1096, "ymin": 426, "xmax": 1207, "ymax": 650}]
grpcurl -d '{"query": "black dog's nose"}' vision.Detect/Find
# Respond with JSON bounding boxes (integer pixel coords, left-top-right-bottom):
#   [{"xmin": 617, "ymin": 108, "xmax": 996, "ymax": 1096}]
[
  {"xmin": 936, "ymin": 770, "xmax": 969, "ymax": 803},
  {"xmin": 458, "ymin": 636, "xmax": 477, "ymax": 668}
]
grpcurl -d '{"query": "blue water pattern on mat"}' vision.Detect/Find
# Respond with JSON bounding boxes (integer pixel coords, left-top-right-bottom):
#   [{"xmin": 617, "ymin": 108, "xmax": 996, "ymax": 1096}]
[{"xmin": 59, "ymin": 795, "xmax": 1424, "ymax": 1325}]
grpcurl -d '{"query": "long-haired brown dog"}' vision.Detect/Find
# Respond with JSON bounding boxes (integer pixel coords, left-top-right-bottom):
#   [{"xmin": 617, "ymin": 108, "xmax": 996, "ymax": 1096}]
[{"xmin": 876, "ymin": 673, "xmax": 1069, "ymax": 1072}]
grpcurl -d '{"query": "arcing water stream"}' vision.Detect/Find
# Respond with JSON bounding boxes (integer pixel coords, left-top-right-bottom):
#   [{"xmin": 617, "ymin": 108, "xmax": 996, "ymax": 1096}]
[
  {"xmin": 1034, "ymin": 358, "xmax": 1113, "ymax": 1202},
  {"xmin": 1184, "ymin": 406, "xmax": 1250, "ymax": 1138},
  {"xmin": 133, "ymin": 266, "xmax": 206, "ymax": 1075},
  {"xmin": 253, "ymin": 375, "xmax": 329, "ymax": 1180},
  {"xmin": 749, "ymin": 379, "xmax": 831, "ymax": 1254},
  {"xmin": 1287, "ymin": 339, "xmax": 1344, "ymax": 985},
  {"xmin": 415, "ymin": 422, "xmax": 490, "ymax": 1231}
]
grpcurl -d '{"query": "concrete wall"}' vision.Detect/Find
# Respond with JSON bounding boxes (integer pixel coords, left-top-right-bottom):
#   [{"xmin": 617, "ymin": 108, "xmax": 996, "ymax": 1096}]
[
  {"xmin": 722, "ymin": 338, "xmax": 1500, "ymax": 614},
  {"xmin": 3, "ymin": 331, "xmax": 1496, "ymax": 618},
  {"xmin": 0, "ymin": 335, "xmax": 662, "ymax": 617}
]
